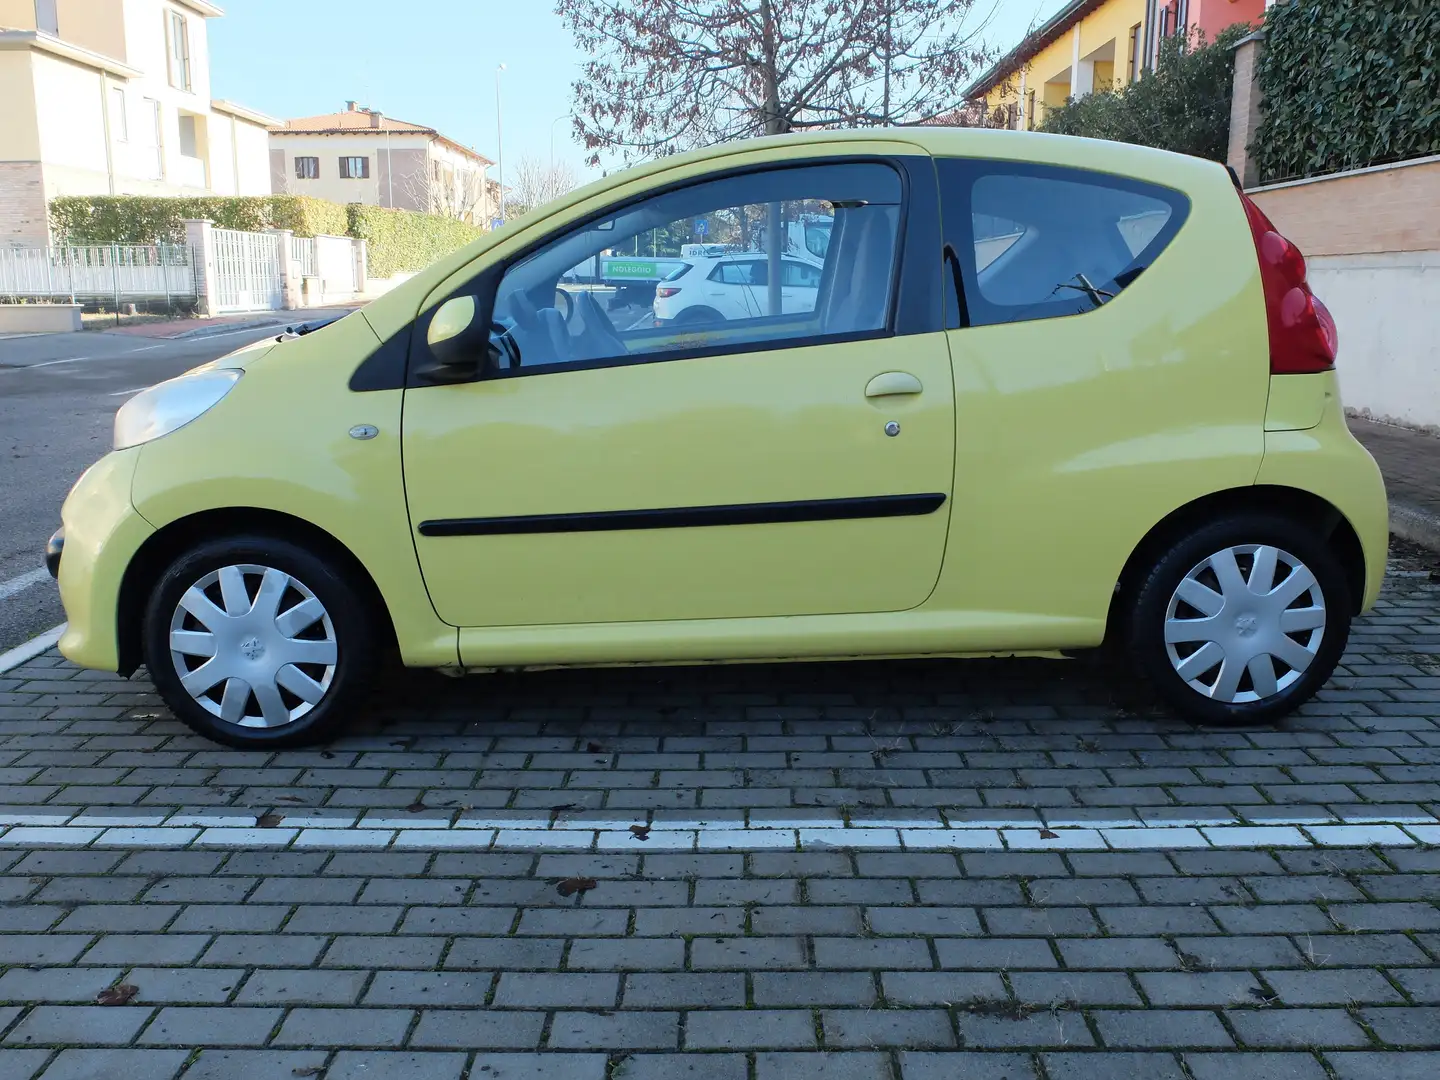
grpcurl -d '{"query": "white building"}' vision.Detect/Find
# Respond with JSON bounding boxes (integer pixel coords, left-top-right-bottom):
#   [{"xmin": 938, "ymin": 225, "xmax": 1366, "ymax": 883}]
[
  {"xmin": 0, "ymin": 0, "xmax": 276, "ymax": 244},
  {"xmin": 271, "ymin": 103, "xmax": 499, "ymax": 225}
]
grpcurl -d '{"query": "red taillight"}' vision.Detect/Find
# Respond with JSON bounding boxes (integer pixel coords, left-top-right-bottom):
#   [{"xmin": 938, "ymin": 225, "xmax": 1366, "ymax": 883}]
[
  {"xmin": 1239, "ymin": 191, "xmax": 1337, "ymax": 374},
  {"xmin": 655, "ymin": 286, "xmax": 680, "ymax": 299}
]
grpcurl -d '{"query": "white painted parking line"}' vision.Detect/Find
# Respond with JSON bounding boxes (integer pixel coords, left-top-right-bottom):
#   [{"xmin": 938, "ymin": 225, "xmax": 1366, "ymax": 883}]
[
  {"xmin": 1, "ymin": 812, "xmax": 1435, "ymax": 852},
  {"xmin": 0, "ymin": 566, "xmax": 50, "ymax": 601},
  {"xmin": 0, "ymin": 622, "xmax": 66, "ymax": 675}
]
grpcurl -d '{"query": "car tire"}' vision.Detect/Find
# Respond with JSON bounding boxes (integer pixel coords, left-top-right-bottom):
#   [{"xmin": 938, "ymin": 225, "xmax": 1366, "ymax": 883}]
[
  {"xmin": 1125, "ymin": 514, "xmax": 1352, "ymax": 726},
  {"xmin": 142, "ymin": 534, "xmax": 377, "ymax": 749}
]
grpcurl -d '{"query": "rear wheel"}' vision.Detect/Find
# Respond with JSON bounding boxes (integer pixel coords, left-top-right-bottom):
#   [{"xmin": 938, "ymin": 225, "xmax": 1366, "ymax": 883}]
[
  {"xmin": 142, "ymin": 535, "xmax": 377, "ymax": 748},
  {"xmin": 1126, "ymin": 515, "xmax": 1351, "ymax": 725}
]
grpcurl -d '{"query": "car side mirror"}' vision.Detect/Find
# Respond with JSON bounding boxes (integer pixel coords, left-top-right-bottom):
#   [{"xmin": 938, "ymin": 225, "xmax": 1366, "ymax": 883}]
[{"xmin": 417, "ymin": 295, "xmax": 490, "ymax": 384}]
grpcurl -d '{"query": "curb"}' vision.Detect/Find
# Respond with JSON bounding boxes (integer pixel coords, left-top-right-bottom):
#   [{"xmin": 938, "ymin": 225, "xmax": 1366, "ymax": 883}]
[
  {"xmin": 0, "ymin": 623, "xmax": 65, "ymax": 676},
  {"xmin": 171, "ymin": 317, "xmax": 288, "ymax": 340},
  {"xmin": 1391, "ymin": 499, "xmax": 1440, "ymax": 553}
]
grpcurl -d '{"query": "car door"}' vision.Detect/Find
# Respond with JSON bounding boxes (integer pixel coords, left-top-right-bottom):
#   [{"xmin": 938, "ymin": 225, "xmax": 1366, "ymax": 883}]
[
  {"xmin": 714, "ymin": 258, "xmax": 765, "ymax": 319},
  {"xmin": 401, "ymin": 156, "xmax": 955, "ymax": 631},
  {"xmin": 781, "ymin": 258, "xmax": 822, "ymax": 313},
  {"xmin": 934, "ymin": 155, "xmax": 1267, "ymax": 626}
]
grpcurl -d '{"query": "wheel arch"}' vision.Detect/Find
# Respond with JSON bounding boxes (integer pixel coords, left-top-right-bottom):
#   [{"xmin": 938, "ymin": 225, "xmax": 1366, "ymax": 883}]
[
  {"xmin": 116, "ymin": 506, "xmax": 398, "ymax": 676},
  {"xmin": 1105, "ymin": 485, "xmax": 1368, "ymax": 646},
  {"xmin": 674, "ymin": 305, "xmax": 725, "ymax": 324}
]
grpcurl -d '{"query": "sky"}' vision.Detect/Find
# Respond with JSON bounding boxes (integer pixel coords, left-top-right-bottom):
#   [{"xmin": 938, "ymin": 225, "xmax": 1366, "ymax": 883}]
[{"xmin": 208, "ymin": 0, "xmax": 1066, "ymax": 186}]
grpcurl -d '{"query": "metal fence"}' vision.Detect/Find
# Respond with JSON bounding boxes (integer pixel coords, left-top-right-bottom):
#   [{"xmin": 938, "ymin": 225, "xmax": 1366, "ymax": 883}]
[
  {"xmin": 290, "ymin": 235, "xmax": 317, "ymax": 280},
  {"xmin": 213, "ymin": 228, "xmax": 282, "ymax": 313},
  {"xmin": 0, "ymin": 243, "xmax": 196, "ymax": 304}
]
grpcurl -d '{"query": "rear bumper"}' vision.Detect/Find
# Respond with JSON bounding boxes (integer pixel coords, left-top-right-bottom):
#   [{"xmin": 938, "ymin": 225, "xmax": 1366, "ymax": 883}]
[{"xmin": 1256, "ymin": 374, "xmax": 1389, "ymax": 611}]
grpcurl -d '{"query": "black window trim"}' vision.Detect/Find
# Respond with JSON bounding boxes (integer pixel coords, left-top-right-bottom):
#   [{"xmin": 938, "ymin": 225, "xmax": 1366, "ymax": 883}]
[
  {"xmin": 388, "ymin": 154, "xmax": 939, "ymax": 390},
  {"xmin": 937, "ymin": 156, "xmax": 1191, "ymax": 331}
]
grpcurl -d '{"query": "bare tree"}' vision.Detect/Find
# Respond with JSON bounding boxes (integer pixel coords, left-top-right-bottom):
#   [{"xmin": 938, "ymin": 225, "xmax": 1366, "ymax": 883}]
[
  {"xmin": 503, "ymin": 155, "xmax": 581, "ymax": 219},
  {"xmin": 556, "ymin": 0, "xmax": 996, "ymax": 164},
  {"xmin": 400, "ymin": 165, "xmax": 500, "ymax": 224}
]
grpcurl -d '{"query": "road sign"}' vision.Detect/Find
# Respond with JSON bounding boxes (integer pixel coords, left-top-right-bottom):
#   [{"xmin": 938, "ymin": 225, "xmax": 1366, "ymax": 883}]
[{"xmin": 695, "ymin": 219, "xmax": 708, "ymax": 236}]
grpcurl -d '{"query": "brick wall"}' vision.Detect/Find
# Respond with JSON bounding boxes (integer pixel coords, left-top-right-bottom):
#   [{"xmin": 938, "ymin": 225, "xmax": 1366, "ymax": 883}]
[
  {"xmin": 1248, "ymin": 156, "xmax": 1440, "ymax": 257},
  {"xmin": 0, "ymin": 161, "xmax": 49, "ymax": 245}
]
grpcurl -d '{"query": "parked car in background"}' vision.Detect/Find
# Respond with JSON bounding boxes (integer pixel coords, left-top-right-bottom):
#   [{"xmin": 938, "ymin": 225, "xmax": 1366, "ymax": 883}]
[
  {"xmin": 48, "ymin": 127, "xmax": 1383, "ymax": 748},
  {"xmin": 652, "ymin": 253, "xmax": 824, "ymax": 325}
]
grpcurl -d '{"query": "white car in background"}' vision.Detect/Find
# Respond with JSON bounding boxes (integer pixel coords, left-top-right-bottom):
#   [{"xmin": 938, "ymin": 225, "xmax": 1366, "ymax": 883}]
[{"xmin": 651, "ymin": 253, "xmax": 824, "ymax": 326}]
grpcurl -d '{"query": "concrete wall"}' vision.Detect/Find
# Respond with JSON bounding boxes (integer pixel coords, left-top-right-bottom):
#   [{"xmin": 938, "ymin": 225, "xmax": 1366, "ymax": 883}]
[
  {"xmin": 31, "ymin": 51, "xmax": 107, "ymax": 179},
  {"xmin": 0, "ymin": 302, "xmax": 81, "ymax": 332},
  {"xmin": 207, "ymin": 112, "xmax": 272, "ymax": 195},
  {"xmin": 1249, "ymin": 157, "xmax": 1440, "ymax": 431},
  {"xmin": 230, "ymin": 117, "xmax": 270, "ymax": 195}
]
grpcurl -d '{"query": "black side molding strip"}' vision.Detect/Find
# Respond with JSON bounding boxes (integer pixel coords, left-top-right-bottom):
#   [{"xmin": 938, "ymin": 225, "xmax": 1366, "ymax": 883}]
[{"xmin": 418, "ymin": 493, "xmax": 947, "ymax": 537}]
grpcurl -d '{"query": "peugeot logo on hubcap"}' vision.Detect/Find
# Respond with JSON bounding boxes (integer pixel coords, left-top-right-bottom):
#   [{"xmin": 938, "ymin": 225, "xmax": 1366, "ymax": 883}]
[{"xmin": 240, "ymin": 636, "xmax": 265, "ymax": 661}]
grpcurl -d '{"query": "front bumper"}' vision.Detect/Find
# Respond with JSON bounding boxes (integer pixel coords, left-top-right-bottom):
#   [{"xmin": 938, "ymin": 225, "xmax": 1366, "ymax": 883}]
[{"xmin": 55, "ymin": 449, "xmax": 154, "ymax": 672}]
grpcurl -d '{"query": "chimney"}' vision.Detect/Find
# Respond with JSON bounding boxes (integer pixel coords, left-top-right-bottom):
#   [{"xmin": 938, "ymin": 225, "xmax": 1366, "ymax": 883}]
[
  {"xmin": 345, "ymin": 100, "xmax": 358, "ymax": 112},
  {"xmin": 370, "ymin": 110, "xmax": 383, "ymax": 129}
]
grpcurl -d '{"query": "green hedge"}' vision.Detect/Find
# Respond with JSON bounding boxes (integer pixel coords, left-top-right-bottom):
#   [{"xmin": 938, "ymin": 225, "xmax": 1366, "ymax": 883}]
[
  {"xmin": 345, "ymin": 203, "xmax": 483, "ymax": 279},
  {"xmin": 1038, "ymin": 25, "xmax": 1249, "ymax": 162},
  {"xmin": 1254, "ymin": 0, "xmax": 1440, "ymax": 182},
  {"xmin": 49, "ymin": 195, "xmax": 348, "ymax": 245},
  {"xmin": 49, "ymin": 194, "xmax": 483, "ymax": 279}
]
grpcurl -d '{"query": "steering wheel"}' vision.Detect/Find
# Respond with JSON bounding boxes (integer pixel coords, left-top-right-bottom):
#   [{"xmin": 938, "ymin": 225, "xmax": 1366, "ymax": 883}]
[
  {"xmin": 573, "ymin": 289, "xmax": 627, "ymax": 357},
  {"xmin": 489, "ymin": 320, "xmax": 521, "ymax": 370}
]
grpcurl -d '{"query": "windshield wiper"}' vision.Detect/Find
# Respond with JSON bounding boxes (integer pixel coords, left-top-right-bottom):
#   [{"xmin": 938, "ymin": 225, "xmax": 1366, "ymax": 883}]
[
  {"xmin": 1051, "ymin": 273, "xmax": 1115, "ymax": 308},
  {"xmin": 277, "ymin": 315, "xmax": 343, "ymax": 341}
]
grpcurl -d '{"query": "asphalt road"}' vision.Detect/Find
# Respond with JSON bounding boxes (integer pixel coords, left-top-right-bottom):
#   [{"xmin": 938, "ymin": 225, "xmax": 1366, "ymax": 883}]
[{"xmin": 0, "ymin": 317, "xmax": 346, "ymax": 655}]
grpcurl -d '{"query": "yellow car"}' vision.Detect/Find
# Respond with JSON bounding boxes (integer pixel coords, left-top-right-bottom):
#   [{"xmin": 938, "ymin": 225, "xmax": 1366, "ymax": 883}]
[{"xmin": 48, "ymin": 128, "xmax": 1386, "ymax": 748}]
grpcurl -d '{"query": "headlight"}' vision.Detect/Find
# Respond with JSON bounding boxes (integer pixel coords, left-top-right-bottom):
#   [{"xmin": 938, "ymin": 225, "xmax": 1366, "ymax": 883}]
[{"xmin": 113, "ymin": 369, "xmax": 242, "ymax": 451}]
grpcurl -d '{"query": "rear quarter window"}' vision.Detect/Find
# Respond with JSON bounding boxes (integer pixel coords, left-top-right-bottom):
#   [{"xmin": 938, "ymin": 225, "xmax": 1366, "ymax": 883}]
[{"xmin": 939, "ymin": 159, "xmax": 1190, "ymax": 329}]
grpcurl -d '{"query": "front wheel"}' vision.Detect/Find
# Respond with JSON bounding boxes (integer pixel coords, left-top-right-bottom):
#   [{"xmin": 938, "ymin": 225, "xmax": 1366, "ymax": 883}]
[
  {"xmin": 142, "ymin": 535, "xmax": 377, "ymax": 748},
  {"xmin": 1126, "ymin": 515, "xmax": 1352, "ymax": 725}
]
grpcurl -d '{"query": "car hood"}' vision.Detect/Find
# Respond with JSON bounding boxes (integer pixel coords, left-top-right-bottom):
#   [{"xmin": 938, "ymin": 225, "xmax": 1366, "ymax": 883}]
[{"xmin": 184, "ymin": 335, "xmax": 278, "ymax": 375}]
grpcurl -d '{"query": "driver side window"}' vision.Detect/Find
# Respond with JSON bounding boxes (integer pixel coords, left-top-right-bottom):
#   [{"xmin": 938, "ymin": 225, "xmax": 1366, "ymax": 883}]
[{"xmin": 468, "ymin": 161, "xmax": 903, "ymax": 377}]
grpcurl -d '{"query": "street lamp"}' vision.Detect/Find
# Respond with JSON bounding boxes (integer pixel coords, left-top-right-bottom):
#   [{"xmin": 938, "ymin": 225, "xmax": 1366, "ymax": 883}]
[
  {"xmin": 549, "ymin": 113, "xmax": 570, "ymax": 173},
  {"xmin": 495, "ymin": 63, "xmax": 507, "ymax": 225}
]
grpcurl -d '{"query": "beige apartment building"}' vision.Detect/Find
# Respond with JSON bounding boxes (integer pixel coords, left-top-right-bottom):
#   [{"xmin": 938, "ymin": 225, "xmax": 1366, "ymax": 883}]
[
  {"xmin": 0, "ymin": 0, "xmax": 275, "ymax": 244},
  {"xmin": 270, "ymin": 103, "xmax": 499, "ymax": 226}
]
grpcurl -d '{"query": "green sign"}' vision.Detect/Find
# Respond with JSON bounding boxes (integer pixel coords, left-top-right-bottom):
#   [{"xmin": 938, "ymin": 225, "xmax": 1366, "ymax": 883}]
[{"xmin": 602, "ymin": 260, "xmax": 661, "ymax": 280}]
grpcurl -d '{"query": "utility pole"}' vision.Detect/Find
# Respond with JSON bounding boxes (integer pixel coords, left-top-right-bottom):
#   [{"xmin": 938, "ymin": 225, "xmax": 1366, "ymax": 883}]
[
  {"xmin": 495, "ymin": 63, "xmax": 507, "ymax": 224},
  {"xmin": 759, "ymin": 0, "xmax": 783, "ymax": 317}
]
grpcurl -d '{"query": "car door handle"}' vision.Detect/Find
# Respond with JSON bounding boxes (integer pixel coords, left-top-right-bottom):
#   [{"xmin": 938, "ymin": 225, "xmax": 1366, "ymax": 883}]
[{"xmin": 865, "ymin": 372, "xmax": 923, "ymax": 398}]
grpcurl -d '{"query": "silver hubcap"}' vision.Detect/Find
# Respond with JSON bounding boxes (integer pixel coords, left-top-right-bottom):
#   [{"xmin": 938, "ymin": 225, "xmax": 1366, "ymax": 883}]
[
  {"xmin": 169, "ymin": 564, "xmax": 337, "ymax": 729},
  {"xmin": 1164, "ymin": 544, "xmax": 1326, "ymax": 704}
]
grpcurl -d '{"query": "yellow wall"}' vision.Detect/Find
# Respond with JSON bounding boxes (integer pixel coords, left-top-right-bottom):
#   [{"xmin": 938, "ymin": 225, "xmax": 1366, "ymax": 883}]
[
  {"xmin": 0, "ymin": 0, "xmax": 38, "ymax": 29},
  {"xmin": 0, "ymin": 51, "xmax": 41, "ymax": 160},
  {"xmin": 982, "ymin": 0, "xmax": 1148, "ymax": 129},
  {"xmin": 57, "ymin": 0, "xmax": 129, "ymax": 62}
]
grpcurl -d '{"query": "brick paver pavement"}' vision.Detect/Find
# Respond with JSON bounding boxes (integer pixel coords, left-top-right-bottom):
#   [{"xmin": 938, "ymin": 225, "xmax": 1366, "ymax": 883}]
[
  {"xmin": 0, "ymin": 548, "xmax": 1436, "ymax": 1078},
  {"xmin": 1350, "ymin": 417, "xmax": 1440, "ymax": 545}
]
